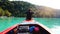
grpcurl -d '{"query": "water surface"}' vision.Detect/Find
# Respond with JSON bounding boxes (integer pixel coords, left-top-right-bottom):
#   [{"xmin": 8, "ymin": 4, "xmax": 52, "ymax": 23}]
[{"xmin": 0, "ymin": 17, "xmax": 60, "ymax": 34}]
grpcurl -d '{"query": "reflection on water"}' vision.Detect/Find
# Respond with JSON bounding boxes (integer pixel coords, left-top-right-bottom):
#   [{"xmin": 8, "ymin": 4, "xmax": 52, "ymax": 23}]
[{"xmin": 51, "ymin": 26, "xmax": 60, "ymax": 34}]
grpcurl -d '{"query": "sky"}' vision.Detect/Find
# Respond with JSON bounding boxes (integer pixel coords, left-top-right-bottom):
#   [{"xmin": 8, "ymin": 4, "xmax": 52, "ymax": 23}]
[{"xmin": 10, "ymin": 0, "xmax": 60, "ymax": 9}]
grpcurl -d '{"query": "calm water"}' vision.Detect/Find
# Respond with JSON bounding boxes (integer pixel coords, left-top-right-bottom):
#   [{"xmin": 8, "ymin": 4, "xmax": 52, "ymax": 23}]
[{"xmin": 0, "ymin": 17, "xmax": 60, "ymax": 34}]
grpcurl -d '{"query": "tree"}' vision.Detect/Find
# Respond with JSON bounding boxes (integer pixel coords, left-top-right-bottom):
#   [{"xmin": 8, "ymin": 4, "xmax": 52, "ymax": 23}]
[
  {"xmin": 5, "ymin": 10, "xmax": 11, "ymax": 17},
  {"xmin": 0, "ymin": 7, "xmax": 4, "ymax": 16}
]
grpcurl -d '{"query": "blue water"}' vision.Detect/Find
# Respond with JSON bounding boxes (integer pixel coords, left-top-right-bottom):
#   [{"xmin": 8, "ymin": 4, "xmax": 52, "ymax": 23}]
[{"xmin": 0, "ymin": 17, "xmax": 60, "ymax": 34}]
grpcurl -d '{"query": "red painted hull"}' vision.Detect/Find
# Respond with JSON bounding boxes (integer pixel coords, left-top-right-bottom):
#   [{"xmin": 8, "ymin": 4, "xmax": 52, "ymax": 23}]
[{"xmin": 1, "ymin": 24, "xmax": 18, "ymax": 34}]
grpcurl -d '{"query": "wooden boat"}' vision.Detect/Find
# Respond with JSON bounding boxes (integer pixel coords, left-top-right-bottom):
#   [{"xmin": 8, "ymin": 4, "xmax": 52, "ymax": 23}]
[{"xmin": 1, "ymin": 20, "xmax": 51, "ymax": 34}]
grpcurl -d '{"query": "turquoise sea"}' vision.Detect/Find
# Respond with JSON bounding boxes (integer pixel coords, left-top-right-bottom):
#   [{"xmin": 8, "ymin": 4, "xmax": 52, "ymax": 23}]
[{"xmin": 0, "ymin": 17, "xmax": 60, "ymax": 34}]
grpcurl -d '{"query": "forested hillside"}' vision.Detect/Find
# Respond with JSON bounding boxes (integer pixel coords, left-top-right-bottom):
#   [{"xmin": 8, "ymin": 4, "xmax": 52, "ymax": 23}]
[
  {"xmin": 0, "ymin": 0, "xmax": 60, "ymax": 18},
  {"xmin": 0, "ymin": 0, "xmax": 35, "ymax": 17}
]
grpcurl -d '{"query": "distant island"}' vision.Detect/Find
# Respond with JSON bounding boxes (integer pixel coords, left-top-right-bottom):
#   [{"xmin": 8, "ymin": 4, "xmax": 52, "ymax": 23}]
[{"xmin": 0, "ymin": 0, "xmax": 60, "ymax": 18}]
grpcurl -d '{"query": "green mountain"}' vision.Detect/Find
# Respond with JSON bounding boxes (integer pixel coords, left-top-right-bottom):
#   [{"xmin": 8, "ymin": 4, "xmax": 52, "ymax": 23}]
[
  {"xmin": 0, "ymin": 0, "xmax": 35, "ymax": 17},
  {"xmin": 0, "ymin": 0, "xmax": 60, "ymax": 18}
]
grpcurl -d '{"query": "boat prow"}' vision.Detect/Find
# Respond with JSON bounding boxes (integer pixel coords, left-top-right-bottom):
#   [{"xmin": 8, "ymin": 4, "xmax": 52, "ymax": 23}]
[{"xmin": 1, "ymin": 20, "xmax": 52, "ymax": 34}]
